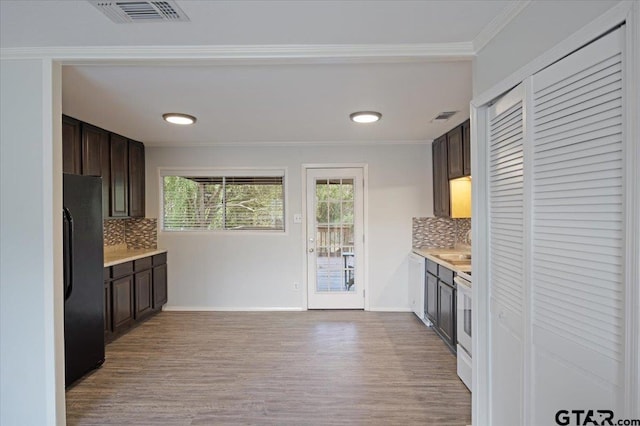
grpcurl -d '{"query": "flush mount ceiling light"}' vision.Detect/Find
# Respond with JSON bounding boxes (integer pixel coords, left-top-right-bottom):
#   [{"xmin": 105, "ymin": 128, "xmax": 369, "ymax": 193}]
[
  {"xmin": 163, "ymin": 113, "xmax": 197, "ymax": 125},
  {"xmin": 350, "ymin": 111, "xmax": 382, "ymax": 124}
]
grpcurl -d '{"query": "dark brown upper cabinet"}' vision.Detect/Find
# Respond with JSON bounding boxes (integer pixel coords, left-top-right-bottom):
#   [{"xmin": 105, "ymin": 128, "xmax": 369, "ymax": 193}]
[
  {"xmin": 62, "ymin": 115, "xmax": 146, "ymax": 219},
  {"xmin": 81, "ymin": 123, "xmax": 110, "ymax": 218},
  {"xmin": 432, "ymin": 135, "xmax": 450, "ymax": 218},
  {"xmin": 462, "ymin": 119, "xmax": 471, "ymax": 176},
  {"xmin": 432, "ymin": 119, "xmax": 471, "ymax": 218},
  {"xmin": 447, "ymin": 125, "xmax": 464, "ymax": 179},
  {"xmin": 128, "ymin": 140, "xmax": 145, "ymax": 218},
  {"xmin": 62, "ymin": 115, "xmax": 82, "ymax": 175},
  {"xmin": 109, "ymin": 133, "xmax": 129, "ymax": 217}
]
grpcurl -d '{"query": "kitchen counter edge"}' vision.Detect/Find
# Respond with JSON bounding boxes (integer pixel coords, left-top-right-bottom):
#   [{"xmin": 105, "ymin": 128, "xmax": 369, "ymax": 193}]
[
  {"xmin": 411, "ymin": 248, "xmax": 471, "ymax": 274},
  {"xmin": 104, "ymin": 248, "xmax": 168, "ymax": 268}
]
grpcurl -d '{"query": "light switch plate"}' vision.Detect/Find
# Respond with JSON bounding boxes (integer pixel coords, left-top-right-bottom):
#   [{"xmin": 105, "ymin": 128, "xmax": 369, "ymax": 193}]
[{"xmin": 293, "ymin": 214, "xmax": 302, "ymax": 224}]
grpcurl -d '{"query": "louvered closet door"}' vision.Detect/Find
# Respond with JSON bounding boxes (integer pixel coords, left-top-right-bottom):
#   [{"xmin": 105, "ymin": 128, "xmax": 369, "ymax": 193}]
[
  {"xmin": 488, "ymin": 84, "xmax": 525, "ymax": 426},
  {"xmin": 531, "ymin": 27, "xmax": 624, "ymax": 422}
]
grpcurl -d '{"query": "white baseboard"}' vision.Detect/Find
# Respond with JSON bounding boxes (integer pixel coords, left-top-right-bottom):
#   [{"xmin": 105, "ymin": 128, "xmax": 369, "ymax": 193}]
[
  {"xmin": 368, "ymin": 307, "xmax": 413, "ymax": 312},
  {"xmin": 162, "ymin": 306, "xmax": 305, "ymax": 312},
  {"xmin": 162, "ymin": 306, "xmax": 412, "ymax": 313}
]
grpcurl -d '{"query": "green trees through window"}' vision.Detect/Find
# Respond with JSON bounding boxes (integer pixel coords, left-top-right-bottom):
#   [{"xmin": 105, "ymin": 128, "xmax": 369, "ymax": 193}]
[{"xmin": 163, "ymin": 175, "xmax": 284, "ymax": 231}]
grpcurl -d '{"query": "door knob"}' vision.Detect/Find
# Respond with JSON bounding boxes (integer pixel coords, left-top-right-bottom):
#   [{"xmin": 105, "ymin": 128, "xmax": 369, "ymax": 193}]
[{"xmin": 308, "ymin": 248, "xmax": 314, "ymax": 253}]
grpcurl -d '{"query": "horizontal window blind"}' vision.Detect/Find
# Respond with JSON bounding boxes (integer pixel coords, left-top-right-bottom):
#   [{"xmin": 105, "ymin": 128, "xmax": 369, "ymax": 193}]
[{"xmin": 163, "ymin": 174, "xmax": 284, "ymax": 231}]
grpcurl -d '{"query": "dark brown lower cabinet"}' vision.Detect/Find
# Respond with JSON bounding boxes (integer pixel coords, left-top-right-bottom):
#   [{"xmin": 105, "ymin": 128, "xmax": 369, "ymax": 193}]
[
  {"xmin": 104, "ymin": 252, "xmax": 168, "ymax": 343},
  {"xmin": 425, "ymin": 272, "xmax": 438, "ymax": 324},
  {"xmin": 437, "ymin": 281, "xmax": 456, "ymax": 350},
  {"xmin": 134, "ymin": 269, "xmax": 153, "ymax": 319},
  {"xmin": 112, "ymin": 275, "xmax": 135, "ymax": 333},
  {"xmin": 104, "ymin": 280, "xmax": 112, "ymax": 339},
  {"xmin": 424, "ymin": 261, "xmax": 457, "ymax": 353},
  {"xmin": 153, "ymin": 263, "xmax": 168, "ymax": 309}
]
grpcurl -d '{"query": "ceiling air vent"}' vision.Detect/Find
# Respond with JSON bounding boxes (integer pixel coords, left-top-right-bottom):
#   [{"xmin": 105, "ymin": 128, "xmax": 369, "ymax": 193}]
[
  {"xmin": 88, "ymin": 1, "xmax": 190, "ymax": 23},
  {"xmin": 431, "ymin": 111, "xmax": 458, "ymax": 123}
]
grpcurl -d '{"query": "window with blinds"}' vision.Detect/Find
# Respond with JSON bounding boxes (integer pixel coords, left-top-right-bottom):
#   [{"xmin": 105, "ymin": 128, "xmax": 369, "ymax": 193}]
[{"xmin": 162, "ymin": 173, "xmax": 285, "ymax": 231}]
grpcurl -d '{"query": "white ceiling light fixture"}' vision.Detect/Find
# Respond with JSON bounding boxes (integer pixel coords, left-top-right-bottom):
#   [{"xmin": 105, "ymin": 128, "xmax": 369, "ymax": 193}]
[
  {"xmin": 163, "ymin": 113, "xmax": 197, "ymax": 125},
  {"xmin": 350, "ymin": 111, "xmax": 382, "ymax": 124}
]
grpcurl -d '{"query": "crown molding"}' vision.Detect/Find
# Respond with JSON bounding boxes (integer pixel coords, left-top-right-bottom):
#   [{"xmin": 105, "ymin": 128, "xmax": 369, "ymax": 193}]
[
  {"xmin": 473, "ymin": 0, "xmax": 532, "ymax": 53},
  {"xmin": 0, "ymin": 3, "xmax": 529, "ymax": 63},
  {"xmin": 0, "ymin": 42, "xmax": 474, "ymax": 64},
  {"xmin": 143, "ymin": 139, "xmax": 431, "ymax": 148}
]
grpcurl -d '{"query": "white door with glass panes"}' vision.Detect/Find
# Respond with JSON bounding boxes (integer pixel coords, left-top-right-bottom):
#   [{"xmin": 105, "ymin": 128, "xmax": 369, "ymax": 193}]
[{"xmin": 306, "ymin": 168, "xmax": 364, "ymax": 309}]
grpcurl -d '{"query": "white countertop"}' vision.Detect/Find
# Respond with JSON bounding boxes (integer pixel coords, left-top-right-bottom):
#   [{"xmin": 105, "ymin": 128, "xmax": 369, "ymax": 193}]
[
  {"xmin": 104, "ymin": 248, "xmax": 167, "ymax": 267},
  {"xmin": 412, "ymin": 247, "xmax": 472, "ymax": 274}
]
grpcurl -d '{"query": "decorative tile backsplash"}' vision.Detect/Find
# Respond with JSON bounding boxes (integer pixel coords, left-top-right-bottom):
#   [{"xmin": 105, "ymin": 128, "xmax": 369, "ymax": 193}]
[
  {"xmin": 412, "ymin": 217, "xmax": 471, "ymax": 249},
  {"xmin": 104, "ymin": 218, "xmax": 157, "ymax": 249},
  {"xmin": 103, "ymin": 219, "xmax": 126, "ymax": 246},
  {"xmin": 454, "ymin": 218, "xmax": 471, "ymax": 246},
  {"xmin": 125, "ymin": 218, "xmax": 157, "ymax": 249}
]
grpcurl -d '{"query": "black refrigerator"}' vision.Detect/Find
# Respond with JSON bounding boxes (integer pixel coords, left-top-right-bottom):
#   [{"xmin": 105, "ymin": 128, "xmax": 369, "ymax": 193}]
[{"xmin": 63, "ymin": 173, "xmax": 105, "ymax": 387}]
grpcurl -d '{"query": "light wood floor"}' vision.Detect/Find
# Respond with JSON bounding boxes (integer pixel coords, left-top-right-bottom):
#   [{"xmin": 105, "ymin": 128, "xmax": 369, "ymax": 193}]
[{"xmin": 66, "ymin": 311, "xmax": 471, "ymax": 425}]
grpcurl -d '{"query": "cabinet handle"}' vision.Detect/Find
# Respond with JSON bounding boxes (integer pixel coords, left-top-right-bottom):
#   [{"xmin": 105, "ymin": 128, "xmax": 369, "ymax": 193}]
[{"xmin": 63, "ymin": 207, "xmax": 74, "ymax": 300}]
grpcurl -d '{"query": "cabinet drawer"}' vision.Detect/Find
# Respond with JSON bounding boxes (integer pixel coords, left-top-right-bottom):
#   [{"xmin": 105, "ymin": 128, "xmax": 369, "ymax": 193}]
[
  {"xmin": 426, "ymin": 259, "xmax": 438, "ymax": 276},
  {"xmin": 111, "ymin": 261, "xmax": 133, "ymax": 279},
  {"xmin": 134, "ymin": 256, "xmax": 152, "ymax": 272},
  {"xmin": 152, "ymin": 252, "xmax": 167, "ymax": 266},
  {"xmin": 438, "ymin": 265, "xmax": 454, "ymax": 285}
]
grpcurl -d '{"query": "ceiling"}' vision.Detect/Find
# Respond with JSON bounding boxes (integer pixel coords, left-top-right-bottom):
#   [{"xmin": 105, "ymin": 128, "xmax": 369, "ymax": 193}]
[{"xmin": 0, "ymin": 1, "xmax": 524, "ymax": 146}]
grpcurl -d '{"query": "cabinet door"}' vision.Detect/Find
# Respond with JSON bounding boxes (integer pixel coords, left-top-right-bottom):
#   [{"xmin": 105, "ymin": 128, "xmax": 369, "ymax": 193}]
[
  {"xmin": 109, "ymin": 133, "xmax": 129, "ymax": 217},
  {"xmin": 134, "ymin": 269, "xmax": 153, "ymax": 319},
  {"xmin": 104, "ymin": 280, "xmax": 112, "ymax": 337},
  {"xmin": 432, "ymin": 136, "xmax": 450, "ymax": 217},
  {"xmin": 153, "ymin": 264, "xmax": 168, "ymax": 309},
  {"xmin": 447, "ymin": 125, "xmax": 464, "ymax": 179},
  {"xmin": 128, "ymin": 140, "xmax": 145, "ymax": 218},
  {"xmin": 82, "ymin": 123, "xmax": 110, "ymax": 218},
  {"xmin": 424, "ymin": 273, "xmax": 438, "ymax": 324},
  {"xmin": 112, "ymin": 275, "xmax": 134, "ymax": 332},
  {"xmin": 437, "ymin": 281, "xmax": 456, "ymax": 348},
  {"xmin": 62, "ymin": 115, "xmax": 82, "ymax": 174},
  {"xmin": 462, "ymin": 119, "xmax": 471, "ymax": 176}
]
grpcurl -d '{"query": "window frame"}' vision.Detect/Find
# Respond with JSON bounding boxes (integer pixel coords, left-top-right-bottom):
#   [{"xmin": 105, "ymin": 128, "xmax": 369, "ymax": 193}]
[{"xmin": 158, "ymin": 167, "xmax": 288, "ymax": 234}]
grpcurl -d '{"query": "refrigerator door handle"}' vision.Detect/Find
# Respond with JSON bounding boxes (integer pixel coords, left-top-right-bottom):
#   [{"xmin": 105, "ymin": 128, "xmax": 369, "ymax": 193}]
[{"xmin": 63, "ymin": 207, "xmax": 74, "ymax": 301}]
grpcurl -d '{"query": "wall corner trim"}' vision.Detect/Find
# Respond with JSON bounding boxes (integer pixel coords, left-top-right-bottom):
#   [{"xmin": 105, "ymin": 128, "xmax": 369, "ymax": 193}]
[{"xmin": 472, "ymin": 0, "xmax": 532, "ymax": 53}]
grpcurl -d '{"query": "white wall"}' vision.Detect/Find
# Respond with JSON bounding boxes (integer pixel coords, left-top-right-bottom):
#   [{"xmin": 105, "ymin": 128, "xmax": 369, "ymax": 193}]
[
  {"xmin": 0, "ymin": 59, "xmax": 64, "ymax": 425},
  {"xmin": 473, "ymin": 0, "xmax": 621, "ymax": 97},
  {"xmin": 146, "ymin": 143, "xmax": 431, "ymax": 311}
]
